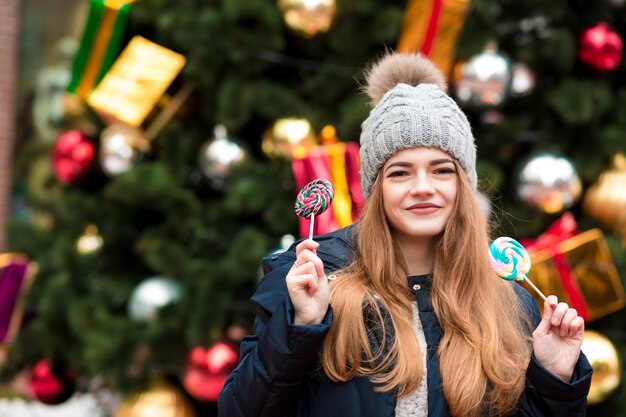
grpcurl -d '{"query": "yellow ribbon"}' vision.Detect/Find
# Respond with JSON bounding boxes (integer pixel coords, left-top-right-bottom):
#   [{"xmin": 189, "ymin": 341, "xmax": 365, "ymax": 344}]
[
  {"xmin": 105, "ymin": 0, "xmax": 135, "ymax": 8},
  {"xmin": 397, "ymin": 0, "xmax": 470, "ymax": 78},
  {"xmin": 77, "ymin": 6, "xmax": 120, "ymax": 99},
  {"xmin": 328, "ymin": 143, "xmax": 353, "ymax": 227}
]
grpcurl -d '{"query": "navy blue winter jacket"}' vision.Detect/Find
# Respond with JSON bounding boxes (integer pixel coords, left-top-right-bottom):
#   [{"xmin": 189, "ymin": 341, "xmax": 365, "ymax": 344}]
[{"xmin": 218, "ymin": 226, "xmax": 592, "ymax": 417}]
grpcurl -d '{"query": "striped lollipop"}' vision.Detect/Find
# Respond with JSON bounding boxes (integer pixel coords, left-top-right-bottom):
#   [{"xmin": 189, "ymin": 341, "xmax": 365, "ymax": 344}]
[
  {"xmin": 489, "ymin": 237, "xmax": 548, "ymax": 302},
  {"xmin": 295, "ymin": 179, "xmax": 334, "ymax": 239}
]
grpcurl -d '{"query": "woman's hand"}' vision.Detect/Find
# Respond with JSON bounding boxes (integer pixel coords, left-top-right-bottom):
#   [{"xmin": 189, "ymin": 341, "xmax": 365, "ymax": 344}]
[
  {"xmin": 532, "ymin": 295, "xmax": 585, "ymax": 383},
  {"xmin": 286, "ymin": 239, "xmax": 330, "ymax": 325}
]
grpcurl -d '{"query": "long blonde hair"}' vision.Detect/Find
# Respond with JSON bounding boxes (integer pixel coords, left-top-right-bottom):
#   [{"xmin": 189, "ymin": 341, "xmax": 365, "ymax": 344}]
[{"xmin": 321, "ymin": 167, "xmax": 532, "ymax": 417}]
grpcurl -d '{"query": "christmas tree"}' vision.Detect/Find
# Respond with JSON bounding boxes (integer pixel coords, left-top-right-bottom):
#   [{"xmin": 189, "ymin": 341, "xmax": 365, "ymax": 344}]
[{"xmin": 3, "ymin": 0, "xmax": 626, "ymax": 415}]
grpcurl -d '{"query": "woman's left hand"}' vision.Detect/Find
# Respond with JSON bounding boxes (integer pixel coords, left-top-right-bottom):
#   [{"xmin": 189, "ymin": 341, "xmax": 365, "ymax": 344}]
[{"xmin": 532, "ymin": 295, "xmax": 585, "ymax": 383}]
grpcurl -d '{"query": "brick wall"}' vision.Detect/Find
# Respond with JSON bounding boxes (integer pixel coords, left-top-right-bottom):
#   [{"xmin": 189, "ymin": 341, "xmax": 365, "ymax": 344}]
[{"xmin": 0, "ymin": 0, "xmax": 22, "ymax": 251}]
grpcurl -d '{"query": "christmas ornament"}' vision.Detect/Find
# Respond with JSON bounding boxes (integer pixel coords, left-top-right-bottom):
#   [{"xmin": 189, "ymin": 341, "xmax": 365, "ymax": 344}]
[
  {"xmin": 578, "ymin": 22, "xmax": 623, "ymax": 72},
  {"xmin": 583, "ymin": 153, "xmax": 626, "ymax": 239},
  {"xmin": 396, "ymin": 0, "xmax": 470, "ymax": 77},
  {"xmin": 182, "ymin": 341, "xmax": 240, "ymax": 402},
  {"xmin": 262, "ymin": 118, "xmax": 316, "ymax": 159},
  {"xmin": 87, "ymin": 36, "xmax": 186, "ymax": 127},
  {"xmin": 510, "ymin": 62, "xmax": 536, "ymax": 96},
  {"xmin": 519, "ymin": 215, "xmax": 626, "ymax": 323},
  {"xmin": 319, "ymin": 124, "xmax": 338, "ymax": 145},
  {"xmin": 29, "ymin": 359, "xmax": 76, "ymax": 405},
  {"xmin": 277, "ymin": 0, "xmax": 336, "ymax": 37},
  {"xmin": 279, "ymin": 234, "xmax": 296, "ymax": 251},
  {"xmin": 99, "ymin": 123, "xmax": 150, "ymax": 176},
  {"xmin": 454, "ymin": 42, "xmax": 512, "ymax": 108},
  {"xmin": 33, "ymin": 37, "xmax": 77, "ymax": 141},
  {"xmin": 516, "ymin": 153, "xmax": 582, "ymax": 214},
  {"xmin": 479, "ymin": 110, "xmax": 504, "ymax": 125},
  {"xmin": 475, "ymin": 192, "xmax": 492, "ymax": 220},
  {"xmin": 68, "ymin": 0, "xmax": 135, "ymax": 99},
  {"xmin": 198, "ymin": 125, "xmax": 248, "ymax": 188},
  {"xmin": 115, "ymin": 379, "xmax": 196, "ymax": 417},
  {"xmin": 580, "ymin": 330, "xmax": 621, "ymax": 404},
  {"xmin": 76, "ymin": 225, "xmax": 103, "ymax": 254},
  {"xmin": 128, "ymin": 277, "xmax": 182, "ymax": 322},
  {"xmin": 0, "ymin": 255, "xmax": 37, "ymax": 344},
  {"xmin": 52, "ymin": 130, "xmax": 95, "ymax": 185}
]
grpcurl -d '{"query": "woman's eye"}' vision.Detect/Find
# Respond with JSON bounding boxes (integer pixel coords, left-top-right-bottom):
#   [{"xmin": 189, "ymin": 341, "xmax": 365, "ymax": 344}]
[
  {"xmin": 435, "ymin": 167, "xmax": 456, "ymax": 175},
  {"xmin": 387, "ymin": 170, "xmax": 408, "ymax": 177}
]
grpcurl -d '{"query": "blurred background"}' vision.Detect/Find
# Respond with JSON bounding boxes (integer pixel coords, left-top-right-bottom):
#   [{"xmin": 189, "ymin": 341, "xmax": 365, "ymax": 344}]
[{"xmin": 0, "ymin": 0, "xmax": 625, "ymax": 415}]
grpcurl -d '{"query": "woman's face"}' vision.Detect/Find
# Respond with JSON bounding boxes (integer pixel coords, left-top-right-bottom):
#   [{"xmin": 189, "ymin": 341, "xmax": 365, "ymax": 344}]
[{"xmin": 381, "ymin": 147, "xmax": 458, "ymax": 245}]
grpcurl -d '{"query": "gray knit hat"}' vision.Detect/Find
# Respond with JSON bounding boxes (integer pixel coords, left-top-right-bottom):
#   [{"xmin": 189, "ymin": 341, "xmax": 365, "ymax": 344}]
[{"xmin": 359, "ymin": 52, "xmax": 477, "ymax": 198}]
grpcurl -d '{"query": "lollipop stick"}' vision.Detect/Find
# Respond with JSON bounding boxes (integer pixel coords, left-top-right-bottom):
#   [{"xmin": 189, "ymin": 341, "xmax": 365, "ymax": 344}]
[
  {"xmin": 522, "ymin": 275, "xmax": 548, "ymax": 302},
  {"xmin": 309, "ymin": 213, "xmax": 315, "ymax": 240}
]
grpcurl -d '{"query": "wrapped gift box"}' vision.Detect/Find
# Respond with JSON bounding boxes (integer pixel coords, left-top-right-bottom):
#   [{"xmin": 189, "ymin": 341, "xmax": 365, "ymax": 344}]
[
  {"xmin": 522, "ymin": 228, "xmax": 625, "ymax": 322},
  {"xmin": 0, "ymin": 254, "xmax": 37, "ymax": 344}
]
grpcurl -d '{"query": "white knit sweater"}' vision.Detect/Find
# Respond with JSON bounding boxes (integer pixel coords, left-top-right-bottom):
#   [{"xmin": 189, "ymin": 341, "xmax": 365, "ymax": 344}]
[{"xmin": 394, "ymin": 303, "xmax": 428, "ymax": 417}]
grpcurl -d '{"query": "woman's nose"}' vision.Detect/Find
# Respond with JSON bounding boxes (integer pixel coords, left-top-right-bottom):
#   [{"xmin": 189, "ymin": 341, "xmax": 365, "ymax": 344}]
[{"xmin": 410, "ymin": 173, "xmax": 435, "ymax": 195}]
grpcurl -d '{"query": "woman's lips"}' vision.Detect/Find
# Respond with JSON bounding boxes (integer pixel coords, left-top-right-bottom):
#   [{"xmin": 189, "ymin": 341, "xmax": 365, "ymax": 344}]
[{"xmin": 407, "ymin": 203, "xmax": 440, "ymax": 215}]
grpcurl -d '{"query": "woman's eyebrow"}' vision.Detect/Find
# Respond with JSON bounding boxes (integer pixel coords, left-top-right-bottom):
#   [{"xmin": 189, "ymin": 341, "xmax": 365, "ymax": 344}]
[
  {"xmin": 430, "ymin": 158, "xmax": 455, "ymax": 166},
  {"xmin": 384, "ymin": 161, "xmax": 412, "ymax": 172}
]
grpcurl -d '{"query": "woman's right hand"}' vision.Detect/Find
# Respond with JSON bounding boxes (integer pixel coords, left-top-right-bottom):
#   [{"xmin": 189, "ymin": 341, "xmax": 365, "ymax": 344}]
[{"xmin": 286, "ymin": 239, "xmax": 330, "ymax": 325}]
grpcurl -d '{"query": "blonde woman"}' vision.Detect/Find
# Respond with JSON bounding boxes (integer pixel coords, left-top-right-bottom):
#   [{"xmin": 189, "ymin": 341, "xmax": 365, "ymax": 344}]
[{"xmin": 219, "ymin": 52, "xmax": 591, "ymax": 417}]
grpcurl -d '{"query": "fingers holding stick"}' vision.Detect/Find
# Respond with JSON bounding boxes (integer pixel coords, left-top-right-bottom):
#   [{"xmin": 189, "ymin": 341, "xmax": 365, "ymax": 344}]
[{"xmin": 291, "ymin": 239, "xmax": 324, "ymax": 278}]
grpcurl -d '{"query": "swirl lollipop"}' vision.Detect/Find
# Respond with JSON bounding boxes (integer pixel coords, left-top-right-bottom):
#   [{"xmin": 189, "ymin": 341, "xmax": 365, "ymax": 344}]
[
  {"xmin": 489, "ymin": 237, "xmax": 548, "ymax": 302},
  {"xmin": 295, "ymin": 179, "xmax": 334, "ymax": 239}
]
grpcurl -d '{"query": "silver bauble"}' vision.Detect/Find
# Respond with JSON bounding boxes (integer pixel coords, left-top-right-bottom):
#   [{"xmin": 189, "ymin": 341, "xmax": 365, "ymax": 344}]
[
  {"xmin": 128, "ymin": 277, "xmax": 183, "ymax": 322},
  {"xmin": 475, "ymin": 192, "xmax": 492, "ymax": 220},
  {"xmin": 100, "ymin": 123, "xmax": 150, "ymax": 176},
  {"xmin": 198, "ymin": 125, "xmax": 248, "ymax": 188},
  {"xmin": 456, "ymin": 43, "xmax": 512, "ymax": 108},
  {"xmin": 510, "ymin": 62, "xmax": 536, "ymax": 96},
  {"xmin": 516, "ymin": 153, "xmax": 582, "ymax": 214}
]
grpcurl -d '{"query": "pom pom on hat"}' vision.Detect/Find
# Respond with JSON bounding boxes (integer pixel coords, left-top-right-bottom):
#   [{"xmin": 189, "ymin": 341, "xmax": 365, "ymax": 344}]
[
  {"xmin": 362, "ymin": 51, "xmax": 448, "ymax": 105},
  {"xmin": 359, "ymin": 52, "xmax": 477, "ymax": 198}
]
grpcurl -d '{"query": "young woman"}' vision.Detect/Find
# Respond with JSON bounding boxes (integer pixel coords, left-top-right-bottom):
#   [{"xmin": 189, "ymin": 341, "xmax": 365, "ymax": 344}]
[{"xmin": 218, "ymin": 52, "xmax": 592, "ymax": 417}]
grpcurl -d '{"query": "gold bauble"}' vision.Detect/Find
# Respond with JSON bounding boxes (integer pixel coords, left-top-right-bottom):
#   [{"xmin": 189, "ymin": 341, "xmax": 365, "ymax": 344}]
[
  {"xmin": 580, "ymin": 330, "xmax": 622, "ymax": 405},
  {"xmin": 115, "ymin": 379, "xmax": 196, "ymax": 417},
  {"xmin": 583, "ymin": 153, "xmax": 626, "ymax": 240},
  {"xmin": 277, "ymin": 0, "xmax": 336, "ymax": 37},
  {"xmin": 76, "ymin": 225, "xmax": 103, "ymax": 254},
  {"xmin": 262, "ymin": 118, "xmax": 317, "ymax": 159}
]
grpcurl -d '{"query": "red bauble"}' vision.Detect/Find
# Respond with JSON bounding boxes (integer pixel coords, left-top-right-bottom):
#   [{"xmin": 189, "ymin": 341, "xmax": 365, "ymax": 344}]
[
  {"xmin": 29, "ymin": 359, "xmax": 76, "ymax": 405},
  {"xmin": 52, "ymin": 130, "xmax": 95, "ymax": 185},
  {"xmin": 579, "ymin": 22, "xmax": 623, "ymax": 72},
  {"xmin": 182, "ymin": 341, "xmax": 239, "ymax": 402}
]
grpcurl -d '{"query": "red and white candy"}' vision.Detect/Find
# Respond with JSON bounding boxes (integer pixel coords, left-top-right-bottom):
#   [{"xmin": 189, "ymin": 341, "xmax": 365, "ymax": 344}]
[{"xmin": 295, "ymin": 179, "xmax": 334, "ymax": 239}]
